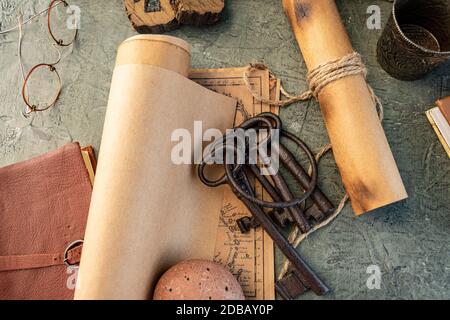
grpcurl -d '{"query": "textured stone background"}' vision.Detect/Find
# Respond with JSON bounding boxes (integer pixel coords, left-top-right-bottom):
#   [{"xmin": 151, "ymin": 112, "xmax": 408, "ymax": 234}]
[{"xmin": 0, "ymin": 0, "xmax": 449, "ymax": 299}]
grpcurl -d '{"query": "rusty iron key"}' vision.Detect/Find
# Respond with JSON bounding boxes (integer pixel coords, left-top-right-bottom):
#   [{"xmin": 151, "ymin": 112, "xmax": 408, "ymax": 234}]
[
  {"xmin": 198, "ymin": 112, "xmax": 333, "ymax": 299},
  {"xmin": 230, "ymin": 168, "xmax": 330, "ymax": 296}
]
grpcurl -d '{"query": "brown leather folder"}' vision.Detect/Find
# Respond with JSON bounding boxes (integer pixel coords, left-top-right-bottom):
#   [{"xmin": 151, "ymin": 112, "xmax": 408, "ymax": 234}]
[{"xmin": 0, "ymin": 143, "xmax": 93, "ymax": 300}]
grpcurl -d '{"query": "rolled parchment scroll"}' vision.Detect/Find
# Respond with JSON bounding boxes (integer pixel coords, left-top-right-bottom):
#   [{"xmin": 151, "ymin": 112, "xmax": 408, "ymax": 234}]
[
  {"xmin": 75, "ymin": 35, "xmax": 237, "ymax": 299},
  {"xmin": 282, "ymin": 0, "xmax": 407, "ymax": 215}
]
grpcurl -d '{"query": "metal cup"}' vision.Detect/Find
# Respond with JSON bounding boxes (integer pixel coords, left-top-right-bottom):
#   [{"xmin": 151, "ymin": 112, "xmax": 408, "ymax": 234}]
[{"xmin": 377, "ymin": 0, "xmax": 450, "ymax": 81}]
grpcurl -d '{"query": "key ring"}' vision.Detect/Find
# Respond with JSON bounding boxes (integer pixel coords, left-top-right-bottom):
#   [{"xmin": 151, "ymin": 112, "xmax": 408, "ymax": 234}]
[
  {"xmin": 198, "ymin": 141, "xmax": 246, "ymax": 187},
  {"xmin": 21, "ymin": 63, "xmax": 62, "ymax": 113},
  {"xmin": 199, "ymin": 113, "xmax": 319, "ymax": 209},
  {"xmin": 198, "ymin": 115, "xmax": 279, "ymax": 187},
  {"xmin": 224, "ymin": 129, "xmax": 318, "ymax": 209},
  {"xmin": 48, "ymin": 0, "xmax": 77, "ymax": 47}
]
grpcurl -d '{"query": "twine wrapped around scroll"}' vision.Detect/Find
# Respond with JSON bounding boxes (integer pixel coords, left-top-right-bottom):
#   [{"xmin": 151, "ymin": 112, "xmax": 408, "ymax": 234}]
[{"xmin": 243, "ymin": 52, "xmax": 383, "ymax": 119}]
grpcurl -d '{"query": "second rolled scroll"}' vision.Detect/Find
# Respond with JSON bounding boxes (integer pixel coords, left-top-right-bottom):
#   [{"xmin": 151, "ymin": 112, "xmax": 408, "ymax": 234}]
[{"xmin": 282, "ymin": 0, "xmax": 407, "ymax": 215}]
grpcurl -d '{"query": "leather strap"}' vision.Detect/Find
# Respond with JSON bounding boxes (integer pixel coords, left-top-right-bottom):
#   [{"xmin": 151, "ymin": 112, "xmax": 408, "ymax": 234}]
[{"xmin": 0, "ymin": 245, "xmax": 83, "ymax": 272}]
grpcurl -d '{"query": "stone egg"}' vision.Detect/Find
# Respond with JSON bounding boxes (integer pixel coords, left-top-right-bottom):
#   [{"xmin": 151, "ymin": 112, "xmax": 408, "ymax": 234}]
[{"xmin": 153, "ymin": 259, "xmax": 245, "ymax": 300}]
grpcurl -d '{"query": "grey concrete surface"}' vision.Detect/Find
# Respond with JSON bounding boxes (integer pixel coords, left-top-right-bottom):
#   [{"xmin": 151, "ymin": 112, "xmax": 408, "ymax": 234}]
[{"xmin": 0, "ymin": 0, "xmax": 449, "ymax": 299}]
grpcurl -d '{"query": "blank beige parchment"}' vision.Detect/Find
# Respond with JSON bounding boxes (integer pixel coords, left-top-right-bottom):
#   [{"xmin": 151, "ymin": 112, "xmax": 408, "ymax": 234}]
[{"xmin": 75, "ymin": 35, "xmax": 237, "ymax": 299}]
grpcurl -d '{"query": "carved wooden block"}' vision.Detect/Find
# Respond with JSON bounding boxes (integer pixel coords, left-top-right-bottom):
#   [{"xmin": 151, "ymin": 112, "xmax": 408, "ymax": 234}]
[{"xmin": 125, "ymin": 0, "xmax": 224, "ymax": 34}]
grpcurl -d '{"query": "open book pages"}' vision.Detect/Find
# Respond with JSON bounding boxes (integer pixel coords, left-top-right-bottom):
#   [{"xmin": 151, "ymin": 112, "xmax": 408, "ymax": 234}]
[{"xmin": 426, "ymin": 107, "xmax": 450, "ymax": 158}]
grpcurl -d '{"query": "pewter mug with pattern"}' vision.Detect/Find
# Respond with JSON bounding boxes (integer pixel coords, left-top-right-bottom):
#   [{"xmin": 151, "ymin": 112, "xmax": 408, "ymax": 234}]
[{"xmin": 377, "ymin": 0, "xmax": 450, "ymax": 81}]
